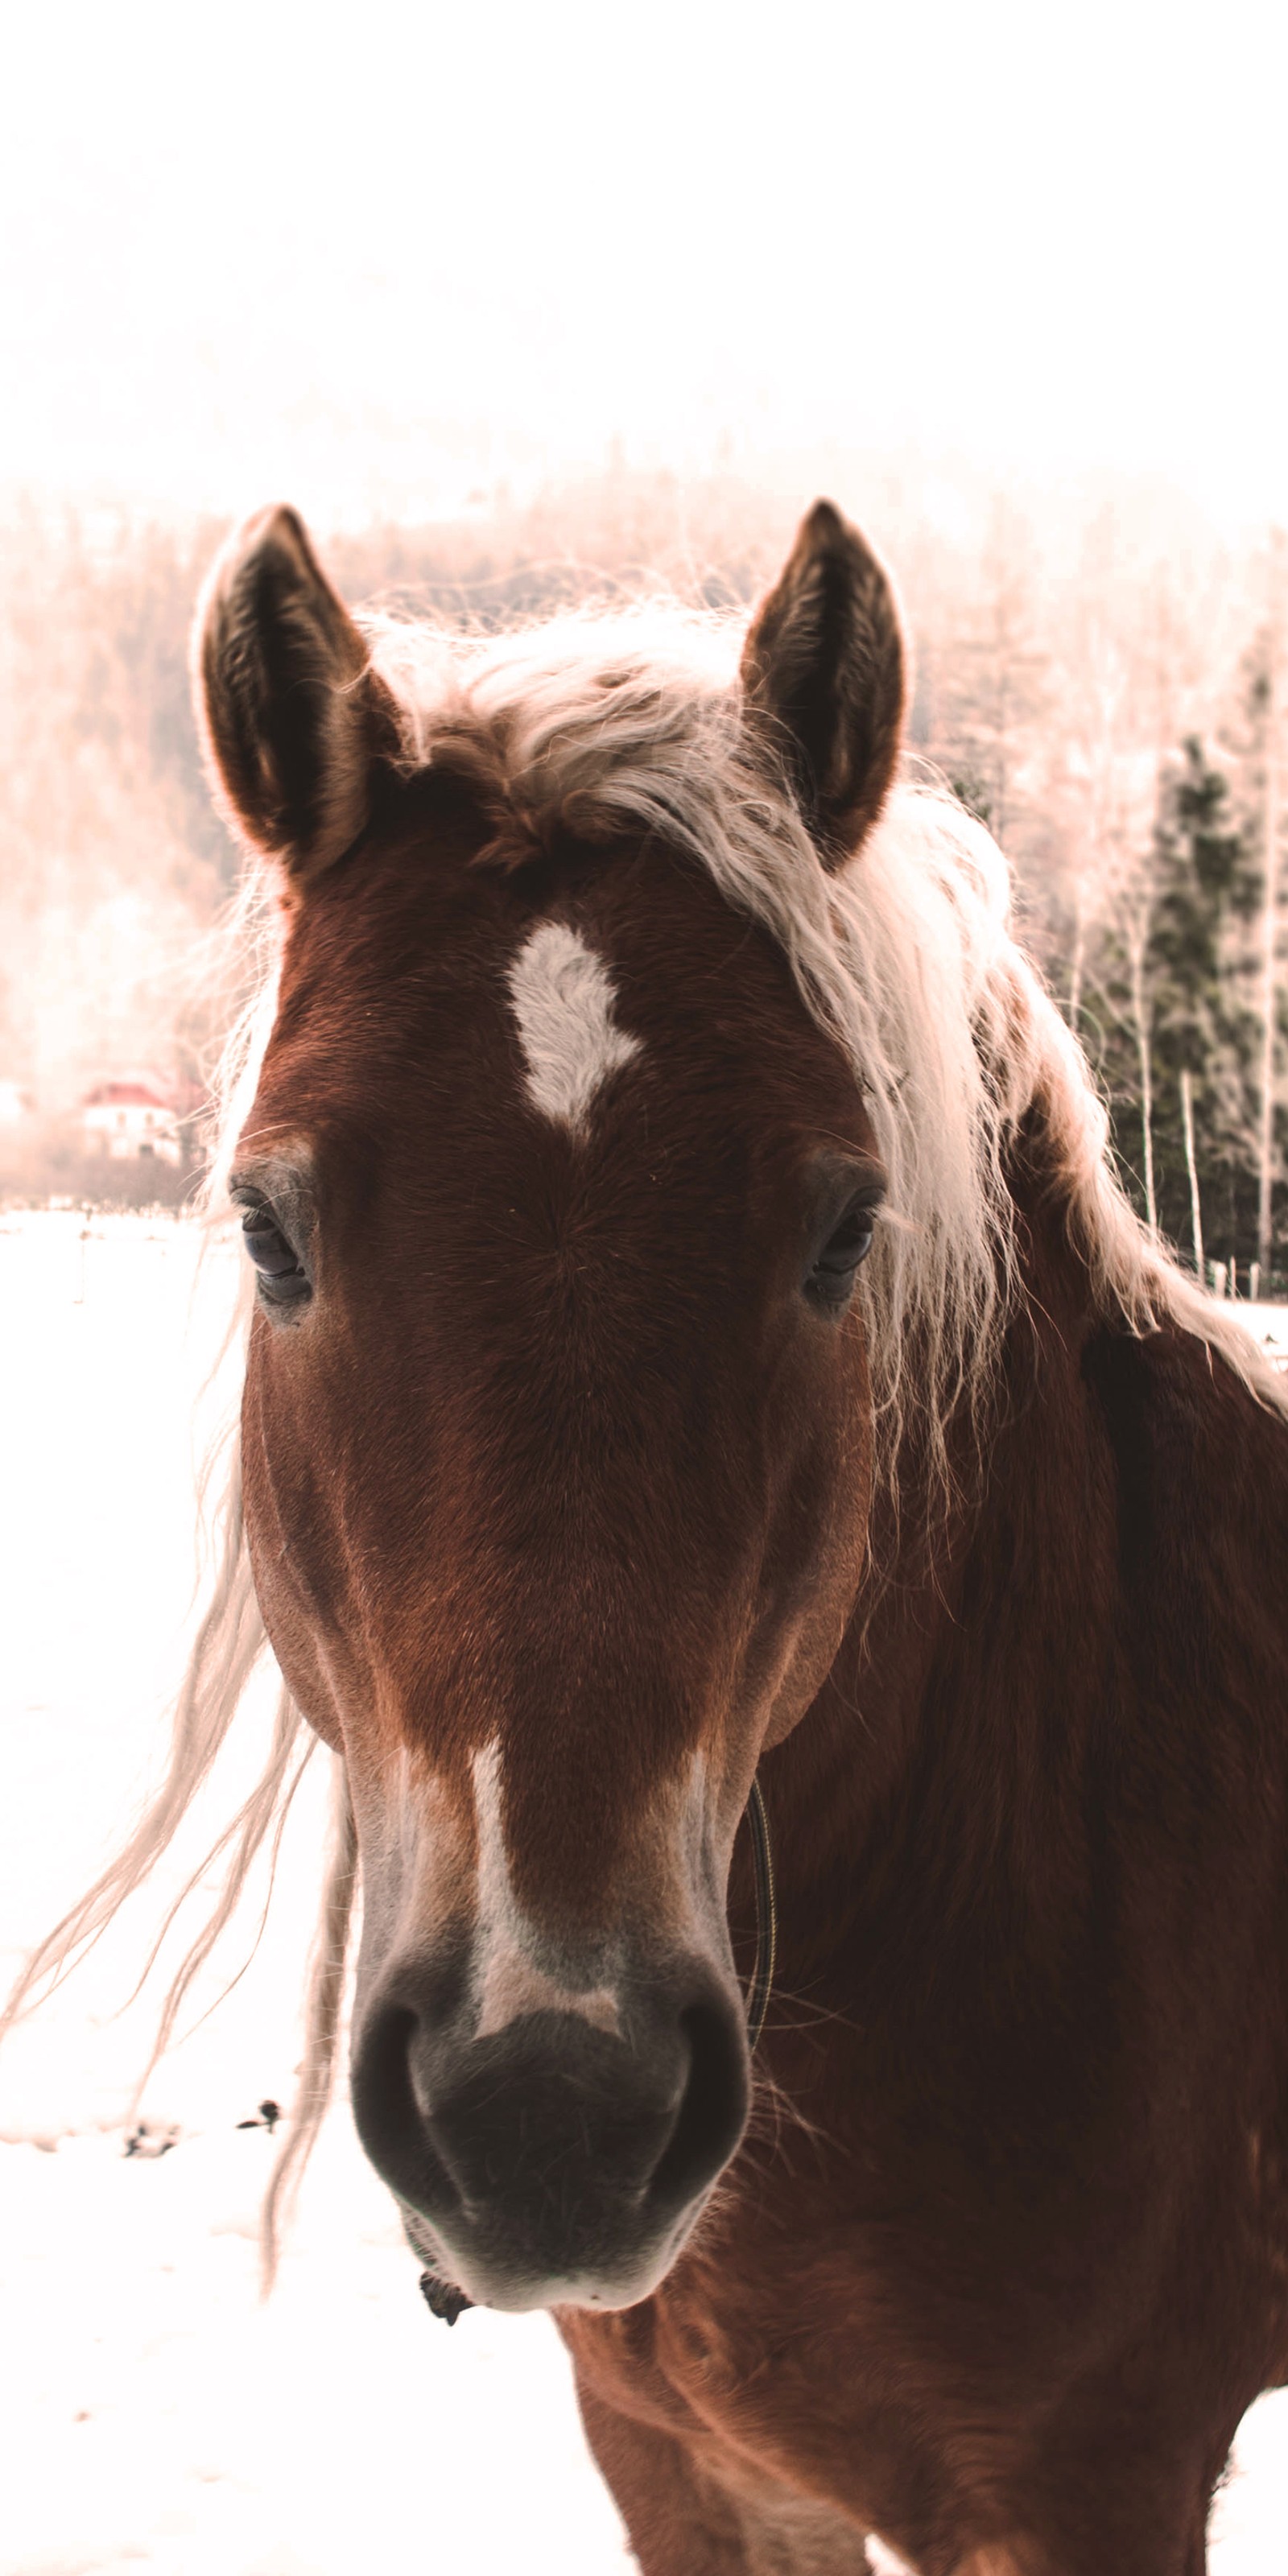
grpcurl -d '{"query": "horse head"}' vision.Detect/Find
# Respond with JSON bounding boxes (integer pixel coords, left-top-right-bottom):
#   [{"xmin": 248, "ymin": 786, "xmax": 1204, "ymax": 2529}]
[{"xmin": 193, "ymin": 500, "xmax": 904, "ymax": 2311}]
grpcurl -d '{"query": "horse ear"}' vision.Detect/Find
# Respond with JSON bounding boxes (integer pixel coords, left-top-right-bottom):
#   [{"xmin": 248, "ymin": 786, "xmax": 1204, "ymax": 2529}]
[
  {"xmin": 193, "ymin": 506, "xmax": 396, "ymax": 882},
  {"xmin": 740, "ymin": 500, "xmax": 906, "ymax": 869}
]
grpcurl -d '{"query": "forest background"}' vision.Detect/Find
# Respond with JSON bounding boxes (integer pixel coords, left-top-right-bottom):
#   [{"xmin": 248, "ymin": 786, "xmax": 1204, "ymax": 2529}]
[{"xmin": 2, "ymin": 460, "xmax": 1284, "ymax": 1282}]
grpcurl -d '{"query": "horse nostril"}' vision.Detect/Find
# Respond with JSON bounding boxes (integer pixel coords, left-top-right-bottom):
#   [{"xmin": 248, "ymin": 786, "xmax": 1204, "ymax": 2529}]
[
  {"xmin": 351, "ymin": 1997, "xmax": 465, "ymax": 2225},
  {"xmin": 646, "ymin": 1998, "xmax": 749, "ymax": 2222}
]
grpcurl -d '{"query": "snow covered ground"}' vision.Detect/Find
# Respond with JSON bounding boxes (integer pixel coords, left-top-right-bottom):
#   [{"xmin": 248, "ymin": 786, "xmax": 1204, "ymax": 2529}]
[{"xmin": 1, "ymin": 1212, "xmax": 1285, "ymax": 2574}]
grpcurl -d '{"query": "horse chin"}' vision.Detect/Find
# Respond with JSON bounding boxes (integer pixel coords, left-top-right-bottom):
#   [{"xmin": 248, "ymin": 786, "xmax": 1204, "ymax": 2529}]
[{"xmin": 398, "ymin": 2197, "xmax": 702, "ymax": 2317}]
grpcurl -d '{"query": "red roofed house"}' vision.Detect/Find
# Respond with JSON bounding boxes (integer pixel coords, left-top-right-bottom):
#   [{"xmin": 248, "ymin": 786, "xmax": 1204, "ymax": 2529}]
[{"xmin": 80, "ymin": 1076, "xmax": 182, "ymax": 1166}]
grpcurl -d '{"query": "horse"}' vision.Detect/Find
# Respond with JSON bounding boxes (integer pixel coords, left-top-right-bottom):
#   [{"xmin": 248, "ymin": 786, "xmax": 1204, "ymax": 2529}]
[{"xmin": 10, "ymin": 497, "xmax": 1288, "ymax": 2575}]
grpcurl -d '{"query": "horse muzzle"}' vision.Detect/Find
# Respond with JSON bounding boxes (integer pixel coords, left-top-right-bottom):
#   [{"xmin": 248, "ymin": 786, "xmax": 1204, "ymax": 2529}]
[{"xmin": 349, "ymin": 1950, "xmax": 749, "ymax": 2310}]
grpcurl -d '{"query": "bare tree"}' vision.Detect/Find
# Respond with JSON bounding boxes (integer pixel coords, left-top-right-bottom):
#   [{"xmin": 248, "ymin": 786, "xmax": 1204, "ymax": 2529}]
[
  {"xmin": 927, "ymin": 497, "xmax": 1049, "ymax": 852},
  {"xmin": 1180, "ymin": 1069, "xmax": 1203, "ymax": 1278},
  {"xmin": 1253, "ymin": 534, "xmax": 1286, "ymax": 1276}
]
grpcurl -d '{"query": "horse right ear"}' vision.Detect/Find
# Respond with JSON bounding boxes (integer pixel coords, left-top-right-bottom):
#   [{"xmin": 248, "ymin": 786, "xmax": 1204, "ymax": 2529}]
[
  {"xmin": 193, "ymin": 506, "xmax": 396, "ymax": 884},
  {"xmin": 741, "ymin": 500, "xmax": 906, "ymax": 869}
]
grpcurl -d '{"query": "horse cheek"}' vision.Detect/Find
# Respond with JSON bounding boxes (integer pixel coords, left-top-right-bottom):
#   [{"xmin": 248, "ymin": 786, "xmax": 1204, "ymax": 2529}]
[
  {"xmin": 757, "ymin": 1318, "xmax": 876, "ymax": 1755},
  {"xmin": 241, "ymin": 1365, "xmax": 349, "ymax": 1753}
]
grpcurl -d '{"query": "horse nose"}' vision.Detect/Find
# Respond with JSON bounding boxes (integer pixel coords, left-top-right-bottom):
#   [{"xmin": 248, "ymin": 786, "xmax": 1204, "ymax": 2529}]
[
  {"xmin": 350, "ymin": 1963, "xmax": 749, "ymax": 2304},
  {"xmin": 427, "ymin": 2014, "xmax": 685, "ymax": 2211}
]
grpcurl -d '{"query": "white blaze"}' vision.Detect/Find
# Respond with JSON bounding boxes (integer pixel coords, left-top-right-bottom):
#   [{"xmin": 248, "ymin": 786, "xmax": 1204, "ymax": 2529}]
[
  {"xmin": 470, "ymin": 1740, "xmax": 621, "ymax": 2038},
  {"xmin": 506, "ymin": 921, "xmax": 641, "ymax": 1133}
]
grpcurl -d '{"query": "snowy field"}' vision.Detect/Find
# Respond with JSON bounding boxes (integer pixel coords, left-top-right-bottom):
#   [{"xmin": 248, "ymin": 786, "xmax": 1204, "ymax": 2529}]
[{"xmin": 1, "ymin": 1212, "xmax": 1286, "ymax": 2575}]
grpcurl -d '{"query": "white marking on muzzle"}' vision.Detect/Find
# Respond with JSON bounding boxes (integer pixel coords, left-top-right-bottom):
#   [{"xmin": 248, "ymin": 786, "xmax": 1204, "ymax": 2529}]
[
  {"xmin": 506, "ymin": 921, "xmax": 641, "ymax": 1134},
  {"xmin": 471, "ymin": 1740, "xmax": 621, "ymax": 2039}
]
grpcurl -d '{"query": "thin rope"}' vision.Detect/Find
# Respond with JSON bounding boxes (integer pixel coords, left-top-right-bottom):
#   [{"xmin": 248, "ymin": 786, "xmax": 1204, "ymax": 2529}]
[{"xmin": 743, "ymin": 1776, "xmax": 778, "ymax": 2053}]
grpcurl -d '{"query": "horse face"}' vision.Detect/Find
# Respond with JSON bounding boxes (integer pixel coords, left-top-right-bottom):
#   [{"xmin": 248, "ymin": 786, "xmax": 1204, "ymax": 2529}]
[{"xmin": 199, "ymin": 500, "xmax": 903, "ymax": 2311}]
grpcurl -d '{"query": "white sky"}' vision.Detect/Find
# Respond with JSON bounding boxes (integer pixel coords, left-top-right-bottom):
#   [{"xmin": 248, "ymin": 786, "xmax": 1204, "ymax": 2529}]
[{"xmin": 2, "ymin": 0, "xmax": 1286, "ymax": 531}]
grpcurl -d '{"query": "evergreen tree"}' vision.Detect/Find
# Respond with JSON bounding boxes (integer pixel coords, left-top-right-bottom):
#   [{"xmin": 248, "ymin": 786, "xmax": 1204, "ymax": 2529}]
[
  {"xmin": 1084, "ymin": 740, "xmax": 1255, "ymax": 1269},
  {"xmin": 1226, "ymin": 604, "xmax": 1288, "ymax": 1281},
  {"xmin": 1145, "ymin": 739, "xmax": 1255, "ymax": 1265}
]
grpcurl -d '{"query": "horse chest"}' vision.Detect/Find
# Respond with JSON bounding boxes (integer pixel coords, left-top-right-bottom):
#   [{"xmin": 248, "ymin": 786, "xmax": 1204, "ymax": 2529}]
[{"xmin": 567, "ymin": 2062, "xmax": 1288, "ymax": 2553}]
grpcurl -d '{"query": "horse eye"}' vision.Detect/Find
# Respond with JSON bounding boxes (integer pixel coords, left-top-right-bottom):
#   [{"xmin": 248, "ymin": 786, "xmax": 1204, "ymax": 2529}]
[
  {"xmin": 240, "ymin": 1211, "xmax": 311, "ymax": 1305},
  {"xmin": 805, "ymin": 1202, "xmax": 878, "ymax": 1309}
]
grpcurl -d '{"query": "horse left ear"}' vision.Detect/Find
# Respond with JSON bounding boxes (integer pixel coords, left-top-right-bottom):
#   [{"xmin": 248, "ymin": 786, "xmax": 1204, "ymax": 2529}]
[
  {"xmin": 193, "ymin": 505, "xmax": 398, "ymax": 885},
  {"xmin": 740, "ymin": 500, "xmax": 906, "ymax": 869}
]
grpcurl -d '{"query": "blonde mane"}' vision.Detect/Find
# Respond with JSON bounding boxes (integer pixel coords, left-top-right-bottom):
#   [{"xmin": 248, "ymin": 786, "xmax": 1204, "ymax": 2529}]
[{"xmin": 7, "ymin": 599, "xmax": 1283, "ymax": 2277}]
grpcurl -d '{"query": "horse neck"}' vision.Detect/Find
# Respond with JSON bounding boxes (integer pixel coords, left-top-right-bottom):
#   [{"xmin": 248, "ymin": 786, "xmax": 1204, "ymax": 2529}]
[{"xmin": 763, "ymin": 1141, "xmax": 1120, "ymax": 1992}]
